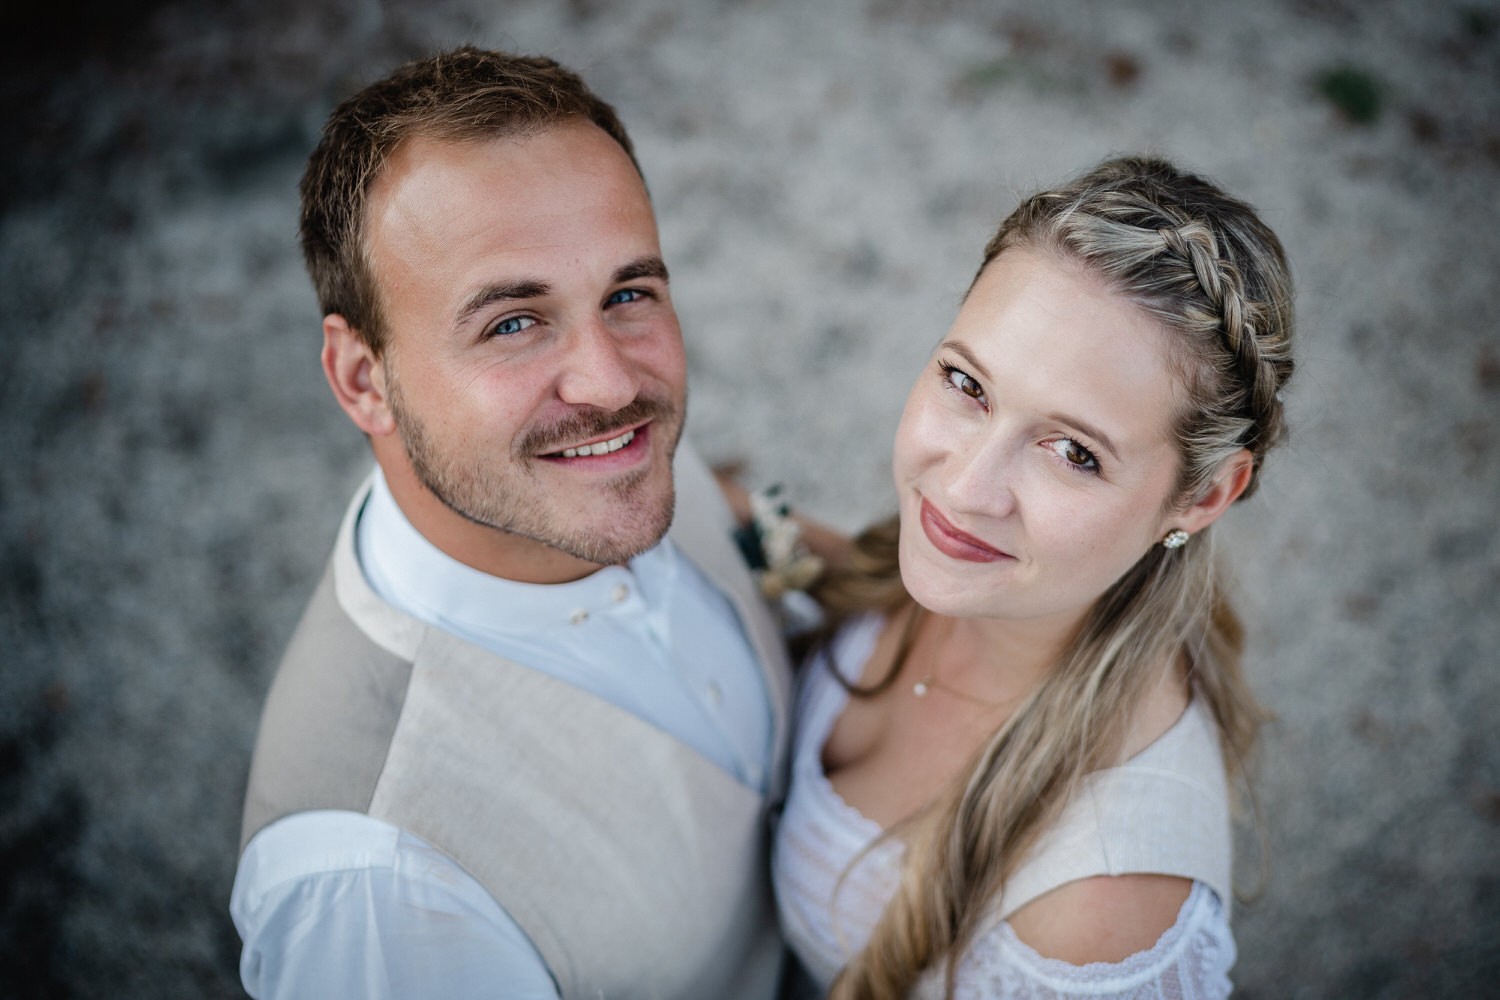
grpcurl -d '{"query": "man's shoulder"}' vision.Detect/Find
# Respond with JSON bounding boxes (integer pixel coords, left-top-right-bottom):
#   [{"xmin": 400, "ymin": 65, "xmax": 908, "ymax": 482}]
[
  {"xmin": 230, "ymin": 810, "xmax": 560, "ymax": 1000},
  {"xmin": 267, "ymin": 554, "xmax": 418, "ymax": 731},
  {"xmin": 236, "ymin": 810, "xmax": 404, "ymax": 898},
  {"xmin": 241, "ymin": 555, "xmax": 418, "ymax": 850}
]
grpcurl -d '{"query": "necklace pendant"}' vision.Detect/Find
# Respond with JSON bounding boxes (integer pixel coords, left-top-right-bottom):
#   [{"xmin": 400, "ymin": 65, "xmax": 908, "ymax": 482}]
[{"xmin": 913, "ymin": 679, "xmax": 930, "ymax": 697}]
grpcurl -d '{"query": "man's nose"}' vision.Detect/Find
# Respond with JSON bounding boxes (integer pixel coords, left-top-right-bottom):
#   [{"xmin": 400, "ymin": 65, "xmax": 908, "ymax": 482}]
[{"xmin": 555, "ymin": 318, "xmax": 642, "ymax": 411}]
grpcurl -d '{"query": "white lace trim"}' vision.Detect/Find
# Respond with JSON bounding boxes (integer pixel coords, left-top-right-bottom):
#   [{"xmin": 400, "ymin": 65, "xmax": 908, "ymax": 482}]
[{"xmin": 915, "ymin": 881, "xmax": 1235, "ymax": 999}]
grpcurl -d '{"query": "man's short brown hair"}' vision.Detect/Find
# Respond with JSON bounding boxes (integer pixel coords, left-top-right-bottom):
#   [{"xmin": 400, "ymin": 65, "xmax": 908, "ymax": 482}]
[{"xmin": 299, "ymin": 46, "xmax": 641, "ymax": 354}]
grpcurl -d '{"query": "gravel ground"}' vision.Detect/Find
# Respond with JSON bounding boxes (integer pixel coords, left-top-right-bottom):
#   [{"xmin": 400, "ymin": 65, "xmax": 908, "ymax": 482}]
[{"xmin": 2, "ymin": 0, "xmax": 1497, "ymax": 996}]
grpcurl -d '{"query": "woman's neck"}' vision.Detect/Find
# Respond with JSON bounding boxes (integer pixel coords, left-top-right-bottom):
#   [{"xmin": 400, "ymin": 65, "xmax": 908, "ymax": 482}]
[{"xmin": 911, "ymin": 605, "xmax": 1080, "ymax": 706}]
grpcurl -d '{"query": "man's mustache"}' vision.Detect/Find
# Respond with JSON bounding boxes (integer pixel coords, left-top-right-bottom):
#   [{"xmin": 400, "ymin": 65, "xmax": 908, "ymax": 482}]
[{"xmin": 519, "ymin": 396, "xmax": 677, "ymax": 457}]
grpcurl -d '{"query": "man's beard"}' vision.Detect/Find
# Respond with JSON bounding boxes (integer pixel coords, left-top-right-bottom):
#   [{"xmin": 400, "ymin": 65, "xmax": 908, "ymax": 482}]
[{"xmin": 387, "ymin": 381, "xmax": 683, "ymax": 567}]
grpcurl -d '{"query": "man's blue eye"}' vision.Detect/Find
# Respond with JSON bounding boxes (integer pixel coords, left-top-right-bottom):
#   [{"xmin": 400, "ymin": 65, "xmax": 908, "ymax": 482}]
[
  {"xmin": 607, "ymin": 289, "xmax": 644, "ymax": 305},
  {"xmin": 491, "ymin": 316, "xmax": 535, "ymax": 337}
]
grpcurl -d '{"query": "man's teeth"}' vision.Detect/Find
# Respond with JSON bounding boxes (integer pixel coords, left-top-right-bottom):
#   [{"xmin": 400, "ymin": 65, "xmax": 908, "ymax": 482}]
[{"xmin": 560, "ymin": 429, "xmax": 635, "ymax": 458}]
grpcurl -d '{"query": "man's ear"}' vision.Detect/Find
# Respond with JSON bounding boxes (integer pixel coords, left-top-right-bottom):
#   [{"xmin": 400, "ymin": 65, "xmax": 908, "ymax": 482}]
[
  {"xmin": 322, "ymin": 314, "xmax": 395, "ymax": 437},
  {"xmin": 1173, "ymin": 448, "xmax": 1255, "ymax": 536}
]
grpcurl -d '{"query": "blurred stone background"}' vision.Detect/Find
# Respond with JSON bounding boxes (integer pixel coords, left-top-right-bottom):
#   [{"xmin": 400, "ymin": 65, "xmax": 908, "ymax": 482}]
[{"xmin": 2, "ymin": 0, "xmax": 1496, "ymax": 996}]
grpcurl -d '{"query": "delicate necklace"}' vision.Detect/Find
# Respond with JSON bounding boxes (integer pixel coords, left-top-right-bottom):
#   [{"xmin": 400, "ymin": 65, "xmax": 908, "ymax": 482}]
[
  {"xmin": 903, "ymin": 609, "xmax": 1010, "ymax": 708},
  {"xmin": 911, "ymin": 671, "xmax": 1006, "ymax": 706}
]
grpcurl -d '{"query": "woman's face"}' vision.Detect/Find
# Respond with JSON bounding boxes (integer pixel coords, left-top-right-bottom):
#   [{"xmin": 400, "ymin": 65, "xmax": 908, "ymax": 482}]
[{"xmin": 893, "ymin": 248, "xmax": 1189, "ymax": 629}]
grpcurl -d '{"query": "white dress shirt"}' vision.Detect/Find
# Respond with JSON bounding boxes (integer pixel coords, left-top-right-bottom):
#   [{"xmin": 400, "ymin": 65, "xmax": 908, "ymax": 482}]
[{"xmin": 231, "ymin": 469, "xmax": 773, "ymax": 998}]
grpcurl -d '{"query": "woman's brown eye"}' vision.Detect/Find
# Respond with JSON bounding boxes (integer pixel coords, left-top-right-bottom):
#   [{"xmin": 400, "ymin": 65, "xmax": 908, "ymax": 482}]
[
  {"xmin": 1045, "ymin": 437, "xmax": 1100, "ymax": 473},
  {"xmin": 942, "ymin": 363, "xmax": 987, "ymax": 404}
]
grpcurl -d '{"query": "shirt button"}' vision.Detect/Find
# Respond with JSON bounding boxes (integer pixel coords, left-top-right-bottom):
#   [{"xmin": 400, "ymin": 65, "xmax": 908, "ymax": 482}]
[
  {"xmin": 611, "ymin": 583, "xmax": 630, "ymax": 603},
  {"xmin": 569, "ymin": 609, "xmax": 589, "ymax": 625},
  {"xmin": 706, "ymin": 681, "xmax": 723, "ymax": 707}
]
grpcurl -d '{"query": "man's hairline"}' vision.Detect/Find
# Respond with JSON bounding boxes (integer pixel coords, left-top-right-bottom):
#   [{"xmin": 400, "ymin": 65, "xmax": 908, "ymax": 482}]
[{"xmin": 343, "ymin": 118, "xmax": 648, "ymax": 358}]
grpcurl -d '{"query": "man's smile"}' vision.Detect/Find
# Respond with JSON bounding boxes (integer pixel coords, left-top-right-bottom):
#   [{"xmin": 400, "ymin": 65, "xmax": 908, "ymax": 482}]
[{"xmin": 553, "ymin": 426, "xmax": 637, "ymax": 458}]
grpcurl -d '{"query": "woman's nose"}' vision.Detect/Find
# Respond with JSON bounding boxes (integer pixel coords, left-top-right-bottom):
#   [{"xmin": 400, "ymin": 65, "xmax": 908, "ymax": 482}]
[{"xmin": 941, "ymin": 436, "xmax": 1019, "ymax": 519}]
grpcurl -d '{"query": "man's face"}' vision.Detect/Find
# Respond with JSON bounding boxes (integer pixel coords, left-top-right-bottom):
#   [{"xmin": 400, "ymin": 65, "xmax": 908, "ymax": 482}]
[{"xmin": 364, "ymin": 124, "xmax": 687, "ymax": 572}]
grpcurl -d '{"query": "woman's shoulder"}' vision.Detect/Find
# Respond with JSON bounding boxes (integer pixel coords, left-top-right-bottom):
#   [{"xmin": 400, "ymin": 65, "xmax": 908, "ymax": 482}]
[
  {"xmin": 791, "ymin": 614, "xmax": 887, "ymax": 750},
  {"xmin": 922, "ymin": 881, "xmax": 1235, "ymax": 999},
  {"xmin": 798, "ymin": 613, "xmax": 886, "ymax": 693},
  {"xmin": 1004, "ymin": 873, "xmax": 1196, "ymax": 965},
  {"xmin": 997, "ymin": 698, "xmax": 1235, "ymax": 921},
  {"xmin": 1125, "ymin": 694, "xmax": 1225, "ymax": 771},
  {"xmin": 827, "ymin": 612, "xmax": 887, "ymax": 669}
]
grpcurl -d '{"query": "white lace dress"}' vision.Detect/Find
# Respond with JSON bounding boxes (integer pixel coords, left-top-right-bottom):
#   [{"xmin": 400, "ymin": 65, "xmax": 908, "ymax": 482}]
[{"xmin": 771, "ymin": 616, "xmax": 1238, "ymax": 998}]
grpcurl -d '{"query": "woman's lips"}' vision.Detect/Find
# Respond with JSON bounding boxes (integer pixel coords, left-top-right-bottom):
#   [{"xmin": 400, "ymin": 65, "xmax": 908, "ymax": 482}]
[{"xmin": 919, "ymin": 498, "xmax": 1011, "ymax": 563}]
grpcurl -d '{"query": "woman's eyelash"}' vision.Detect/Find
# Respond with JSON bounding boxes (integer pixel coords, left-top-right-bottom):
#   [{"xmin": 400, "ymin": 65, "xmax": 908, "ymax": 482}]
[
  {"xmin": 937, "ymin": 360, "xmax": 985, "ymax": 403},
  {"xmin": 1047, "ymin": 438, "xmax": 1102, "ymax": 475}
]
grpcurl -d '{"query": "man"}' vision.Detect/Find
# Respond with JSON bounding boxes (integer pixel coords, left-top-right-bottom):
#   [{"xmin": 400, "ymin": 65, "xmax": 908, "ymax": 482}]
[{"xmin": 230, "ymin": 47, "xmax": 791, "ymax": 999}]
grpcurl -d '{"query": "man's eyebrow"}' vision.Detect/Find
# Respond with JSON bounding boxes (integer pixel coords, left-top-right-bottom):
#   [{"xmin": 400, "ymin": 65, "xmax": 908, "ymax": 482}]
[
  {"xmin": 453, "ymin": 258, "xmax": 668, "ymax": 328},
  {"xmin": 614, "ymin": 256, "xmax": 670, "ymax": 285},
  {"xmin": 455, "ymin": 279, "xmax": 551, "ymax": 327}
]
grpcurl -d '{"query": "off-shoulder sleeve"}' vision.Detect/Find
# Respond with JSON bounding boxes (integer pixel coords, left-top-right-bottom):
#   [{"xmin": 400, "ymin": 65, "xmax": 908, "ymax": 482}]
[{"xmin": 917, "ymin": 882, "xmax": 1235, "ymax": 1000}]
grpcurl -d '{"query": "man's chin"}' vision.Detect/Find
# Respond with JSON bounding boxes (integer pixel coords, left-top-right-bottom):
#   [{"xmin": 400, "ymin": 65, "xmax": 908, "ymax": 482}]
[
  {"xmin": 550, "ymin": 529, "xmax": 667, "ymax": 567},
  {"xmin": 549, "ymin": 490, "xmax": 677, "ymax": 566}
]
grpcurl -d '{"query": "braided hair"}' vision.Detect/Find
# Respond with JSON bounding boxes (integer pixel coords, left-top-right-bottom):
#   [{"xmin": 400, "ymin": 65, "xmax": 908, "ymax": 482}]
[
  {"xmin": 980, "ymin": 156, "xmax": 1294, "ymax": 502},
  {"xmin": 823, "ymin": 156, "xmax": 1294, "ymax": 999}
]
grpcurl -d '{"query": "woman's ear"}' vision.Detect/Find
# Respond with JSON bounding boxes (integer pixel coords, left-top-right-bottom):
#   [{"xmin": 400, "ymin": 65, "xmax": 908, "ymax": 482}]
[
  {"xmin": 1174, "ymin": 448, "xmax": 1255, "ymax": 536},
  {"xmin": 321, "ymin": 314, "xmax": 395, "ymax": 437}
]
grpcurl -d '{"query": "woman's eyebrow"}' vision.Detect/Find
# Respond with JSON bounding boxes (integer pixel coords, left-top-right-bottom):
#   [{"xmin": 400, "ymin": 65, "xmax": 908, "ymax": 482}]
[
  {"xmin": 943, "ymin": 340, "xmax": 992, "ymax": 382},
  {"xmin": 1046, "ymin": 411, "xmax": 1120, "ymax": 462}
]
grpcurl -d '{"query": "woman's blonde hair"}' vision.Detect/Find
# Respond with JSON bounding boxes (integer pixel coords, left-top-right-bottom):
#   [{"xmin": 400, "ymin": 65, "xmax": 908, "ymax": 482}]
[{"xmin": 820, "ymin": 155, "xmax": 1295, "ymax": 999}]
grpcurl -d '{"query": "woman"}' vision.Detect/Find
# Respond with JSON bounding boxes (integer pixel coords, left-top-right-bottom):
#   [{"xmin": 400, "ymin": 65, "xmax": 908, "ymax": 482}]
[{"xmin": 770, "ymin": 156, "xmax": 1294, "ymax": 998}]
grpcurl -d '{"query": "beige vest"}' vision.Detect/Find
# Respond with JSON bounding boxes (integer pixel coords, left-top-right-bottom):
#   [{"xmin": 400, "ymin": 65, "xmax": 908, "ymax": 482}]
[{"xmin": 240, "ymin": 447, "xmax": 792, "ymax": 999}]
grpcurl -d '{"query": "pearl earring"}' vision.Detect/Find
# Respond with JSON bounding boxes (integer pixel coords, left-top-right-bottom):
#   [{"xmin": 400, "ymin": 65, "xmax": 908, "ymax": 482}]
[{"xmin": 1161, "ymin": 529, "xmax": 1190, "ymax": 549}]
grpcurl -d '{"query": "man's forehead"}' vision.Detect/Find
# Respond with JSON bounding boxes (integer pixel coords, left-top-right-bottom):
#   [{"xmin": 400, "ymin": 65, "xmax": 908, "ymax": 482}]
[
  {"xmin": 378, "ymin": 122, "xmax": 629, "ymax": 186},
  {"xmin": 367, "ymin": 125, "xmax": 646, "ymax": 234},
  {"xmin": 360, "ymin": 122, "xmax": 662, "ymax": 324}
]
